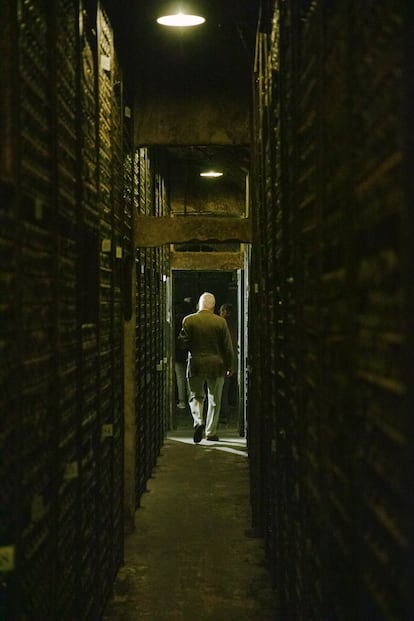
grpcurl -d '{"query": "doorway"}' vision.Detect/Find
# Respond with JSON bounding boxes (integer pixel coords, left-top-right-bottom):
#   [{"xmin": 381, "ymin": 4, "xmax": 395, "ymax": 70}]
[{"xmin": 171, "ymin": 270, "xmax": 245, "ymax": 434}]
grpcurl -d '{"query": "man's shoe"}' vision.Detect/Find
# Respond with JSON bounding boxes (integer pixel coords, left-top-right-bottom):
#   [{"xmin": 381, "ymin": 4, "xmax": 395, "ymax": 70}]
[
  {"xmin": 206, "ymin": 435, "xmax": 219, "ymax": 441},
  {"xmin": 193, "ymin": 424, "xmax": 205, "ymax": 444}
]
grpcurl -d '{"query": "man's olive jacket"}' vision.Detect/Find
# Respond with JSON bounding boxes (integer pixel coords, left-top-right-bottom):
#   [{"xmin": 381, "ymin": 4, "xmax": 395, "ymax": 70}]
[{"xmin": 178, "ymin": 310, "xmax": 234, "ymax": 378}]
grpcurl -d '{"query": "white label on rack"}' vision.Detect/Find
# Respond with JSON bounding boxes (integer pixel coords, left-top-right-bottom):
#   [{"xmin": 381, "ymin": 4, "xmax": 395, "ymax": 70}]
[
  {"xmin": 116, "ymin": 246, "xmax": 123, "ymax": 258},
  {"xmin": 124, "ymin": 106, "xmax": 132, "ymax": 118},
  {"xmin": 101, "ymin": 54, "xmax": 111, "ymax": 72},
  {"xmin": 102, "ymin": 424, "xmax": 114, "ymax": 438},
  {"xmin": 102, "ymin": 239, "xmax": 111, "ymax": 252}
]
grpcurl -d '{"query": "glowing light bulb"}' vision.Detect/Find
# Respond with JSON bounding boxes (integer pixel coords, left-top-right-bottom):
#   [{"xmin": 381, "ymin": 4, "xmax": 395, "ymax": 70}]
[
  {"xmin": 156, "ymin": 13, "xmax": 205, "ymax": 27},
  {"xmin": 200, "ymin": 171, "xmax": 223, "ymax": 178}
]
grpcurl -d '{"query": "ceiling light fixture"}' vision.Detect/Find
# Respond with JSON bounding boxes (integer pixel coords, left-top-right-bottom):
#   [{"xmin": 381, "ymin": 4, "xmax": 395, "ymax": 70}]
[
  {"xmin": 156, "ymin": 13, "xmax": 205, "ymax": 27},
  {"xmin": 200, "ymin": 171, "xmax": 223, "ymax": 178}
]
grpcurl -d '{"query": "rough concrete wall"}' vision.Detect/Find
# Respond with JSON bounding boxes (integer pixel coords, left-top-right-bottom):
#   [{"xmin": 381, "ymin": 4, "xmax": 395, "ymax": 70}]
[
  {"xmin": 171, "ymin": 189, "xmax": 245, "ymax": 217},
  {"xmin": 134, "ymin": 92, "xmax": 250, "ymax": 145}
]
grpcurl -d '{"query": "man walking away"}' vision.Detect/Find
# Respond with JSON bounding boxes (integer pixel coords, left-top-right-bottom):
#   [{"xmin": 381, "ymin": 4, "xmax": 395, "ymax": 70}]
[{"xmin": 178, "ymin": 292, "xmax": 234, "ymax": 443}]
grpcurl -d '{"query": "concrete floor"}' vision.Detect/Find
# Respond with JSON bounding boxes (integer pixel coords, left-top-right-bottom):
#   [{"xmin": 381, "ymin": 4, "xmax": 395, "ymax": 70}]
[{"xmin": 102, "ymin": 425, "xmax": 277, "ymax": 621}]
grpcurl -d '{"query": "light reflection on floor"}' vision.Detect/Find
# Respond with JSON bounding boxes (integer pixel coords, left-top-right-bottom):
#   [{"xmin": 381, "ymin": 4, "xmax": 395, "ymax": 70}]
[{"xmin": 167, "ymin": 432, "xmax": 248, "ymax": 456}]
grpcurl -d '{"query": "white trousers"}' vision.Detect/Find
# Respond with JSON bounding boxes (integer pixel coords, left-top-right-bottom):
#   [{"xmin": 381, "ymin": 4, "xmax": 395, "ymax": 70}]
[{"xmin": 187, "ymin": 375, "xmax": 224, "ymax": 437}]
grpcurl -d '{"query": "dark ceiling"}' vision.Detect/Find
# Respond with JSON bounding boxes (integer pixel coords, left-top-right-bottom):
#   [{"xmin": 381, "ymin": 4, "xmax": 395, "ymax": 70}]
[
  {"xmin": 106, "ymin": 0, "xmax": 262, "ymax": 201},
  {"xmin": 109, "ymin": 1, "xmax": 261, "ymax": 93},
  {"xmin": 134, "ymin": 1, "xmax": 260, "ymax": 94}
]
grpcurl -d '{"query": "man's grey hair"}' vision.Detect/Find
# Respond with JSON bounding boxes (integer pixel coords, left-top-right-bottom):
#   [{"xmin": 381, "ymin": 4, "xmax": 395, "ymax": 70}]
[{"xmin": 198, "ymin": 292, "xmax": 215, "ymax": 311}]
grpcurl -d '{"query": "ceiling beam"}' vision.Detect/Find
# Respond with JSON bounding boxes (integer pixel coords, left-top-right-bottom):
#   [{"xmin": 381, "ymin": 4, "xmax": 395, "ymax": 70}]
[
  {"xmin": 170, "ymin": 251, "xmax": 244, "ymax": 271},
  {"xmin": 135, "ymin": 216, "xmax": 252, "ymax": 247},
  {"xmin": 134, "ymin": 93, "xmax": 250, "ymax": 145}
]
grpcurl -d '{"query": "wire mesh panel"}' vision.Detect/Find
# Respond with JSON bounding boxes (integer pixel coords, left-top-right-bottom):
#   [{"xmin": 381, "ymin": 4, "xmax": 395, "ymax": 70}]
[
  {"xmin": 134, "ymin": 148, "xmax": 169, "ymax": 508},
  {"xmin": 96, "ymin": 7, "xmax": 115, "ymax": 605},
  {"xmin": 54, "ymin": 1, "xmax": 82, "ymax": 616},
  {"xmin": 77, "ymin": 4, "xmax": 101, "ymax": 617},
  {"xmin": 0, "ymin": 1, "xmax": 130, "ymax": 619},
  {"xmin": 15, "ymin": 2, "xmax": 56, "ymax": 617},
  {"xmin": 319, "ymin": 4, "xmax": 359, "ymax": 618},
  {"xmin": 351, "ymin": 4, "xmax": 409, "ymax": 619},
  {"xmin": 249, "ymin": 1, "xmax": 413, "ymax": 620}
]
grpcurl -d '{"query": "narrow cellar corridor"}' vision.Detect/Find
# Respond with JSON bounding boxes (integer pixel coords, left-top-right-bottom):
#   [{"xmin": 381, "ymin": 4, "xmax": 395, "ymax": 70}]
[{"xmin": 1, "ymin": 2, "xmax": 413, "ymax": 621}]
